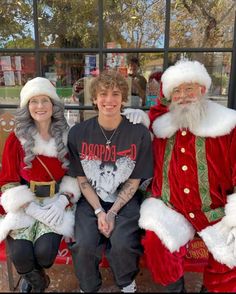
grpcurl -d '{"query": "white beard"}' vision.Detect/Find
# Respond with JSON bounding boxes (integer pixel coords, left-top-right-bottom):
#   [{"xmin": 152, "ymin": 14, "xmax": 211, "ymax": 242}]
[{"xmin": 169, "ymin": 97, "xmax": 208, "ymax": 131}]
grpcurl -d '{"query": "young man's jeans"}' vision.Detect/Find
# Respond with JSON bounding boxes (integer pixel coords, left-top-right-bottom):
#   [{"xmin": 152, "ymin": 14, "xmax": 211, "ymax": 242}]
[{"xmin": 69, "ymin": 193, "xmax": 143, "ymax": 292}]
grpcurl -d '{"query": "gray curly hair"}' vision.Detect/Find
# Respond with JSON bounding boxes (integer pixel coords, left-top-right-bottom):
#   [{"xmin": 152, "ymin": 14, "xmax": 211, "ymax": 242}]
[{"xmin": 14, "ymin": 99, "xmax": 70, "ymax": 169}]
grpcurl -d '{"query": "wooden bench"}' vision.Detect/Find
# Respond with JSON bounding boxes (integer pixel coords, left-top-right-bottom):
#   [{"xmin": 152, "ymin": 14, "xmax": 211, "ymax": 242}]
[{"xmin": 0, "ymin": 236, "xmax": 208, "ymax": 291}]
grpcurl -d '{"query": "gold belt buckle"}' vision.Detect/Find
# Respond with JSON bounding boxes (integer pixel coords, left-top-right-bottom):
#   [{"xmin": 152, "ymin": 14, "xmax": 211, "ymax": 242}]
[{"xmin": 30, "ymin": 180, "xmax": 56, "ymax": 197}]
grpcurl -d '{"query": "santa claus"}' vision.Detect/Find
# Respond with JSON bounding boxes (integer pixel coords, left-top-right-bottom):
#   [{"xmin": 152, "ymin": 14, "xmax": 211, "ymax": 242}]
[{"xmin": 124, "ymin": 59, "xmax": 236, "ymax": 292}]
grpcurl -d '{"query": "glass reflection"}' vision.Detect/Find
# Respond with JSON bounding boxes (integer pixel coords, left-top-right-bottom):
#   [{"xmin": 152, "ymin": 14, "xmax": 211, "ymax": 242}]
[
  {"xmin": 170, "ymin": 0, "xmax": 236, "ymax": 48},
  {"xmin": 0, "ymin": 53, "xmax": 36, "ymax": 104},
  {"xmin": 40, "ymin": 52, "xmax": 99, "ymax": 108},
  {"xmin": 38, "ymin": 0, "xmax": 99, "ymax": 48},
  {"xmin": 103, "ymin": 0, "xmax": 166, "ymax": 48},
  {"xmin": 104, "ymin": 52, "xmax": 164, "ymax": 106},
  {"xmin": 0, "ymin": 0, "xmax": 34, "ymax": 49},
  {"xmin": 168, "ymin": 52, "xmax": 231, "ymax": 106}
]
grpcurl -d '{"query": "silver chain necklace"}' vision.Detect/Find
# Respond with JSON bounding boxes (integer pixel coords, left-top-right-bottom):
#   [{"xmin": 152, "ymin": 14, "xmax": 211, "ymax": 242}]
[{"xmin": 98, "ymin": 124, "xmax": 118, "ymax": 149}]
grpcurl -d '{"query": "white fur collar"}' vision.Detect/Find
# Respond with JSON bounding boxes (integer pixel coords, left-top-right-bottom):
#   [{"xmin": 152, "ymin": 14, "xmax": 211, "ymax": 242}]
[
  {"xmin": 153, "ymin": 100, "xmax": 236, "ymax": 138},
  {"xmin": 19, "ymin": 132, "xmax": 68, "ymax": 157}
]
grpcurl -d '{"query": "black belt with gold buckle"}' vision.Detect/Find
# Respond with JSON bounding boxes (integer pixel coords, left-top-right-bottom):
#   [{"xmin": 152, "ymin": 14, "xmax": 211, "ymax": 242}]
[{"xmin": 27, "ymin": 180, "xmax": 60, "ymax": 198}]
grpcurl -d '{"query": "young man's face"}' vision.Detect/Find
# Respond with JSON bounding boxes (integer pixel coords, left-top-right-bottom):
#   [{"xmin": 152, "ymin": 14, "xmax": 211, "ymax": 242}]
[
  {"xmin": 170, "ymin": 82, "xmax": 206, "ymax": 105},
  {"xmin": 94, "ymin": 86, "xmax": 123, "ymax": 118}
]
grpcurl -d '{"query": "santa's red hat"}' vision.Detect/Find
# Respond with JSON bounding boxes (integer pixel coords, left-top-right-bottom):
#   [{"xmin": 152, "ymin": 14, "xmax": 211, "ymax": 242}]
[{"xmin": 161, "ymin": 60, "xmax": 212, "ymax": 100}]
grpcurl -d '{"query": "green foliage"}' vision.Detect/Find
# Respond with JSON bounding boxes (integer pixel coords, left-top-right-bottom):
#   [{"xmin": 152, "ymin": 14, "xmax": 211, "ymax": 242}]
[{"xmin": 0, "ymin": 0, "xmax": 33, "ymax": 49}]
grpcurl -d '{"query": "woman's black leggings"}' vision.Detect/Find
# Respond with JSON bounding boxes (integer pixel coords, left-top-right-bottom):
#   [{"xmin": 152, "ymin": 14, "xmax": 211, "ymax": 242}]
[{"xmin": 6, "ymin": 232, "xmax": 62, "ymax": 274}]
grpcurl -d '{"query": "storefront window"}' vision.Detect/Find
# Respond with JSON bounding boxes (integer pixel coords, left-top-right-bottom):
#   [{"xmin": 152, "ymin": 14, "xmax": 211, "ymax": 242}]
[
  {"xmin": 104, "ymin": 52, "xmax": 164, "ymax": 106},
  {"xmin": 40, "ymin": 52, "xmax": 98, "ymax": 102},
  {"xmin": 170, "ymin": 0, "xmax": 235, "ymax": 48},
  {"xmin": 168, "ymin": 52, "xmax": 231, "ymax": 106},
  {"xmin": 0, "ymin": 53, "xmax": 36, "ymax": 104},
  {"xmin": 103, "ymin": 0, "xmax": 166, "ymax": 48},
  {"xmin": 0, "ymin": 0, "xmax": 35, "ymax": 49},
  {"xmin": 38, "ymin": 0, "xmax": 99, "ymax": 48}
]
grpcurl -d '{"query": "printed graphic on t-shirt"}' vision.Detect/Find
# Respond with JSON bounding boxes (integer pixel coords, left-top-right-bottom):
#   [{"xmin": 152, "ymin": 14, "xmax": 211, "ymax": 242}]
[
  {"xmin": 80, "ymin": 142, "xmax": 136, "ymax": 202},
  {"xmin": 80, "ymin": 142, "xmax": 137, "ymax": 162}
]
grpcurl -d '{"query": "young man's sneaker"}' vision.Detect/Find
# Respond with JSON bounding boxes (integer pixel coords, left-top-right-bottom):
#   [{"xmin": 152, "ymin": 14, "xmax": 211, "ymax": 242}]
[{"xmin": 121, "ymin": 280, "xmax": 137, "ymax": 293}]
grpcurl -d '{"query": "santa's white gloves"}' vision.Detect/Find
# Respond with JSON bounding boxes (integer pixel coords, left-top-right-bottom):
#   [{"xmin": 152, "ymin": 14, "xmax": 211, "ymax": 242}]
[
  {"xmin": 41, "ymin": 195, "xmax": 69, "ymax": 226},
  {"xmin": 122, "ymin": 108, "xmax": 150, "ymax": 129},
  {"xmin": 227, "ymin": 228, "xmax": 236, "ymax": 257}
]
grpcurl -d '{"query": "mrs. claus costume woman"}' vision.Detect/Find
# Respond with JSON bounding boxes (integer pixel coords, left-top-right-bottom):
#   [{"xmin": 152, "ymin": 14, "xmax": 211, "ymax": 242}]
[{"xmin": 0, "ymin": 77, "xmax": 80, "ymax": 292}]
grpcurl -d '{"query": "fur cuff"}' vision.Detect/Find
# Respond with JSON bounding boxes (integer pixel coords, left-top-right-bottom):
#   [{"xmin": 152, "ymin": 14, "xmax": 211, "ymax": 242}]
[
  {"xmin": 50, "ymin": 210, "xmax": 75, "ymax": 238},
  {"xmin": 0, "ymin": 210, "xmax": 35, "ymax": 243},
  {"xmin": 1, "ymin": 185, "xmax": 35, "ymax": 213},
  {"xmin": 139, "ymin": 198, "xmax": 195, "ymax": 252},
  {"xmin": 223, "ymin": 193, "xmax": 236, "ymax": 227},
  {"xmin": 199, "ymin": 220, "xmax": 236, "ymax": 268},
  {"xmin": 59, "ymin": 176, "xmax": 81, "ymax": 203}
]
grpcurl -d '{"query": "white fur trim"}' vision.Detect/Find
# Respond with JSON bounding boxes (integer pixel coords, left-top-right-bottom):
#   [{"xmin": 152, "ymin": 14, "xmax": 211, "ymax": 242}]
[
  {"xmin": 199, "ymin": 220, "xmax": 236, "ymax": 268},
  {"xmin": 0, "ymin": 210, "xmax": 35, "ymax": 243},
  {"xmin": 222, "ymin": 193, "xmax": 236, "ymax": 227},
  {"xmin": 153, "ymin": 111, "xmax": 176, "ymax": 139},
  {"xmin": 32, "ymin": 134, "xmax": 57, "ymax": 157},
  {"xmin": 139, "ymin": 198, "xmax": 195, "ymax": 252},
  {"xmin": 19, "ymin": 132, "xmax": 68, "ymax": 157},
  {"xmin": 50, "ymin": 210, "xmax": 75, "ymax": 238},
  {"xmin": 1, "ymin": 185, "xmax": 35, "ymax": 213},
  {"xmin": 153, "ymin": 100, "xmax": 236, "ymax": 138},
  {"xmin": 20, "ymin": 77, "xmax": 60, "ymax": 108},
  {"xmin": 161, "ymin": 60, "xmax": 212, "ymax": 100},
  {"xmin": 59, "ymin": 176, "xmax": 81, "ymax": 203}
]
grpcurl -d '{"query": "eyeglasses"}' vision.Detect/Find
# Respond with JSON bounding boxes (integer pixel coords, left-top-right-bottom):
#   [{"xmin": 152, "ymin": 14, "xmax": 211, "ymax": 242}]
[
  {"xmin": 29, "ymin": 98, "xmax": 52, "ymax": 105},
  {"xmin": 172, "ymin": 86, "xmax": 196, "ymax": 96}
]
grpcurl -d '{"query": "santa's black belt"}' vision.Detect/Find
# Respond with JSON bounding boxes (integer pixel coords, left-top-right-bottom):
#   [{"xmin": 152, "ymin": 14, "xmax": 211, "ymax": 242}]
[{"xmin": 26, "ymin": 180, "xmax": 60, "ymax": 198}]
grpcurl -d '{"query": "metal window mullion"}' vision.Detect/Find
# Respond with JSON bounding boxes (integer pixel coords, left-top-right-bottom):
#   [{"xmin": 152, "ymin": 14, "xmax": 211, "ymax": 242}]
[
  {"xmin": 33, "ymin": 0, "xmax": 41, "ymax": 76},
  {"xmin": 99, "ymin": 0, "xmax": 104, "ymax": 71},
  {"xmin": 163, "ymin": 0, "xmax": 171, "ymax": 70},
  {"xmin": 228, "ymin": 11, "xmax": 236, "ymax": 110}
]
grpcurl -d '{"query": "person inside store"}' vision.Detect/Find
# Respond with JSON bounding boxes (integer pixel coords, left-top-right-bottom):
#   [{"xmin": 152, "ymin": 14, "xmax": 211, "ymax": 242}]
[
  {"xmin": 67, "ymin": 70, "xmax": 153, "ymax": 293},
  {"xmin": 70, "ymin": 77, "xmax": 85, "ymax": 122},
  {"xmin": 128, "ymin": 56, "xmax": 147, "ymax": 106},
  {"xmin": 125, "ymin": 59, "xmax": 236, "ymax": 292},
  {"xmin": 145, "ymin": 71, "xmax": 163, "ymax": 107},
  {"xmin": 71, "ymin": 77, "xmax": 85, "ymax": 106},
  {"xmin": 0, "ymin": 77, "xmax": 80, "ymax": 292}
]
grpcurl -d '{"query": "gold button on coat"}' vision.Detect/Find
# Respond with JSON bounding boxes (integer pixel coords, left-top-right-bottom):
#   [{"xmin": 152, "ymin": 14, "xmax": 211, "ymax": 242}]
[
  {"xmin": 184, "ymin": 188, "xmax": 190, "ymax": 194},
  {"xmin": 181, "ymin": 148, "xmax": 185, "ymax": 153},
  {"xmin": 189, "ymin": 212, "xmax": 195, "ymax": 218},
  {"xmin": 181, "ymin": 130, "xmax": 187, "ymax": 136},
  {"xmin": 182, "ymin": 165, "xmax": 188, "ymax": 171}
]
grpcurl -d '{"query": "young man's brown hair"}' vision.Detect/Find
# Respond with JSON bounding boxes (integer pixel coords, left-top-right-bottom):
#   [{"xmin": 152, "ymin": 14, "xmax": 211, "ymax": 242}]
[{"xmin": 90, "ymin": 70, "xmax": 129, "ymax": 110}]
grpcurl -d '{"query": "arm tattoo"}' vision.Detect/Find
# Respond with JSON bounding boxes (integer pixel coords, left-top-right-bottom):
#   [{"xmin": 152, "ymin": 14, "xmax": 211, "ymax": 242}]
[
  {"xmin": 114, "ymin": 179, "xmax": 138, "ymax": 211},
  {"xmin": 80, "ymin": 180, "xmax": 90, "ymax": 191}
]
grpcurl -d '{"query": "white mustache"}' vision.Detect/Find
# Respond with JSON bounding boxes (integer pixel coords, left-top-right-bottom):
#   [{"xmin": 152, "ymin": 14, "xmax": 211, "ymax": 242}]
[{"xmin": 170, "ymin": 97, "xmax": 208, "ymax": 131}]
